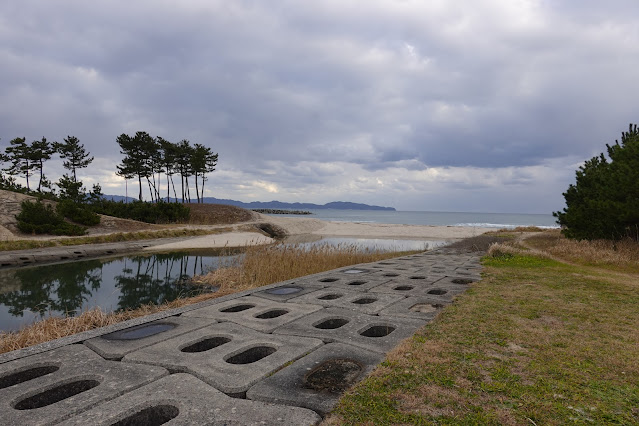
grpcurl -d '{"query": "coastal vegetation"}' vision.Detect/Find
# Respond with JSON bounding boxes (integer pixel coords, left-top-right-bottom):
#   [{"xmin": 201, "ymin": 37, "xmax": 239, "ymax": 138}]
[
  {"xmin": 554, "ymin": 123, "xmax": 639, "ymax": 241},
  {"xmin": 0, "ymin": 132, "xmax": 220, "ymax": 235},
  {"xmin": 326, "ymin": 231, "xmax": 639, "ymax": 425},
  {"xmin": 0, "ymin": 243, "xmax": 419, "ymax": 354}
]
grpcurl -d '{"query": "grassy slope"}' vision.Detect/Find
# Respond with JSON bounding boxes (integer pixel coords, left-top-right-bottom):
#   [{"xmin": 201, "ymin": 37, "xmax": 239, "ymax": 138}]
[{"xmin": 327, "ymin": 246, "xmax": 639, "ymax": 424}]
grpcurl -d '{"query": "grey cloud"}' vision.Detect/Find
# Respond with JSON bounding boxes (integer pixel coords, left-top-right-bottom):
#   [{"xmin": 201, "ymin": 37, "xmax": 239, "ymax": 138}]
[{"xmin": 1, "ymin": 1, "xmax": 638, "ymax": 212}]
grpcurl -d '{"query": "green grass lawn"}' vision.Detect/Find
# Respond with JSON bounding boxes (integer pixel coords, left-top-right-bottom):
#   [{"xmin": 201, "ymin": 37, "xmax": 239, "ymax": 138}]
[{"xmin": 326, "ymin": 252, "xmax": 639, "ymax": 425}]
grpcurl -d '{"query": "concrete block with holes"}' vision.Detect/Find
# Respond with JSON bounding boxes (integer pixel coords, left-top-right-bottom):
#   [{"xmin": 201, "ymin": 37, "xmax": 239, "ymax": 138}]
[
  {"xmin": 292, "ymin": 273, "xmax": 391, "ymax": 291},
  {"xmin": 378, "ymin": 296, "xmax": 451, "ymax": 320},
  {"xmin": 273, "ymin": 307, "xmax": 426, "ymax": 353},
  {"xmin": 59, "ymin": 373, "xmax": 321, "ymax": 426},
  {"xmin": 0, "ymin": 344, "xmax": 167, "ymax": 426},
  {"xmin": 251, "ymin": 282, "xmax": 325, "ymax": 301},
  {"xmin": 288, "ymin": 288, "xmax": 405, "ymax": 314},
  {"xmin": 247, "ymin": 342, "xmax": 385, "ymax": 415},
  {"xmin": 122, "ymin": 322, "xmax": 323, "ymax": 396},
  {"xmin": 367, "ymin": 278, "xmax": 462, "ymax": 299},
  {"xmin": 84, "ymin": 316, "xmax": 215, "ymax": 360},
  {"xmin": 181, "ymin": 295, "xmax": 322, "ymax": 333}
]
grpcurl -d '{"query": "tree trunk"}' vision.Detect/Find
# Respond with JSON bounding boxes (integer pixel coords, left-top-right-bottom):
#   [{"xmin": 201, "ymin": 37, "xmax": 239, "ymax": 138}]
[
  {"xmin": 138, "ymin": 174, "xmax": 143, "ymax": 201},
  {"xmin": 194, "ymin": 172, "xmax": 200, "ymax": 203}
]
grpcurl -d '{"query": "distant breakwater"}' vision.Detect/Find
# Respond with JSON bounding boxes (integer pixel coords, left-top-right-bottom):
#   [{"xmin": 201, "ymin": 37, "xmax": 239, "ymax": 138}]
[{"xmin": 252, "ymin": 209, "xmax": 313, "ymax": 215}]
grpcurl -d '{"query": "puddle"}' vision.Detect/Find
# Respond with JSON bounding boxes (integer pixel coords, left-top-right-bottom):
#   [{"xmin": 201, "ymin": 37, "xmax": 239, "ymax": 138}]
[
  {"xmin": 290, "ymin": 237, "xmax": 447, "ymax": 252},
  {"xmin": 103, "ymin": 323, "xmax": 176, "ymax": 340},
  {"xmin": 265, "ymin": 286, "xmax": 302, "ymax": 295}
]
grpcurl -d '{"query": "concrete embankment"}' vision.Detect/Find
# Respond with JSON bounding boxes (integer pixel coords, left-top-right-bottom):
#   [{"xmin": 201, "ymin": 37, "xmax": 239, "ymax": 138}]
[{"xmin": 0, "ymin": 245, "xmax": 482, "ymax": 424}]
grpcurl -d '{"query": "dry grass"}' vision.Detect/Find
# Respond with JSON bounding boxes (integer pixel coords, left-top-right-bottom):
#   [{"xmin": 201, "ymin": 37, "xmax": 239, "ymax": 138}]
[
  {"xmin": 328, "ymin": 236, "xmax": 639, "ymax": 424},
  {"xmin": 195, "ymin": 242, "xmax": 419, "ymax": 295},
  {"xmin": 497, "ymin": 226, "xmax": 547, "ymax": 233},
  {"xmin": 524, "ymin": 230, "xmax": 639, "ymax": 274},
  {"xmin": 0, "ymin": 228, "xmax": 230, "ymax": 252},
  {"xmin": 185, "ymin": 203, "xmax": 255, "ymax": 225},
  {"xmin": 0, "ymin": 243, "xmax": 419, "ymax": 355}
]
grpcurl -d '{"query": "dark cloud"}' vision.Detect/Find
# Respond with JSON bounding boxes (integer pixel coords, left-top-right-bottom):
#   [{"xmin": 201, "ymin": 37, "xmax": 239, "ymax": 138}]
[{"xmin": 1, "ymin": 1, "xmax": 638, "ymax": 212}]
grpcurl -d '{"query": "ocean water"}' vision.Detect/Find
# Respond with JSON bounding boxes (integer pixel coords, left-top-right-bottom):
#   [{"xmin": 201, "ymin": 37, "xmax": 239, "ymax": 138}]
[{"xmin": 272, "ymin": 209, "xmax": 559, "ymax": 229}]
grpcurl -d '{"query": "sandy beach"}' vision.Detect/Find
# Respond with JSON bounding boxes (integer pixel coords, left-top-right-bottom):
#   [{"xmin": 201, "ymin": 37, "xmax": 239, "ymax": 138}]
[{"xmin": 146, "ymin": 214, "xmax": 492, "ymax": 251}]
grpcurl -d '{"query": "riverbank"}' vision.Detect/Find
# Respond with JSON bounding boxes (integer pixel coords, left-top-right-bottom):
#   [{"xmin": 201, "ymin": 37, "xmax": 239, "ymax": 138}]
[{"xmin": 145, "ymin": 214, "xmax": 492, "ymax": 251}]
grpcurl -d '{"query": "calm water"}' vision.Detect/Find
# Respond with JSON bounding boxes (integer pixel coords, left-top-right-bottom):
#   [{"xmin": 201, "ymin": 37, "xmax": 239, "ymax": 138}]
[
  {"xmin": 0, "ymin": 253, "xmax": 227, "ymax": 332},
  {"xmin": 273, "ymin": 210, "xmax": 559, "ymax": 228},
  {"xmin": 300, "ymin": 237, "xmax": 448, "ymax": 252}
]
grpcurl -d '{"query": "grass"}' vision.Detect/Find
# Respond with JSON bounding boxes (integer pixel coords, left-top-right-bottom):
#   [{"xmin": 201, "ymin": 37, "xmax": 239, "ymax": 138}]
[
  {"xmin": 0, "ymin": 228, "xmax": 231, "ymax": 252},
  {"xmin": 524, "ymin": 229, "xmax": 639, "ymax": 274},
  {"xmin": 0, "ymin": 243, "xmax": 420, "ymax": 355},
  {"xmin": 195, "ymin": 243, "xmax": 419, "ymax": 295},
  {"xmin": 325, "ymin": 236, "xmax": 639, "ymax": 425}
]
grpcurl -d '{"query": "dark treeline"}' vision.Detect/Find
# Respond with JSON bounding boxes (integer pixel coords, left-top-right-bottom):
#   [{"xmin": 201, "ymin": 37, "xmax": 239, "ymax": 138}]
[
  {"xmin": 0, "ymin": 132, "xmax": 218, "ymax": 204},
  {"xmin": 116, "ymin": 131, "xmax": 217, "ymax": 203}
]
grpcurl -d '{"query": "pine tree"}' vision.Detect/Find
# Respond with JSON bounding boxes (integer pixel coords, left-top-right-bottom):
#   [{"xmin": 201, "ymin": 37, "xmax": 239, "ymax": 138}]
[
  {"xmin": 54, "ymin": 136, "xmax": 94, "ymax": 184},
  {"xmin": 554, "ymin": 123, "xmax": 639, "ymax": 240}
]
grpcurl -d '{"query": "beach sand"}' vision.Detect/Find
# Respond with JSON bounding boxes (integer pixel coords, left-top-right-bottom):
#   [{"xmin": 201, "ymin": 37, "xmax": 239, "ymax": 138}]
[{"xmin": 146, "ymin": 214, "xmax": 492, "ymax": 251}]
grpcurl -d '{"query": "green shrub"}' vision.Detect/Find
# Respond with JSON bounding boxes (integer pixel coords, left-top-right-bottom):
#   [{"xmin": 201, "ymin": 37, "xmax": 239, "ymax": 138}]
[
  {"xmin": 56, "ymin": 199, "xmax": 101, "ymax": 226},
  {"xmin": 16, "ymin": 200, "xmax": 87, "ymax": 236},
  {"xmin": 90, "ymin": 200, "xmax": 190, "ymax": 224}
]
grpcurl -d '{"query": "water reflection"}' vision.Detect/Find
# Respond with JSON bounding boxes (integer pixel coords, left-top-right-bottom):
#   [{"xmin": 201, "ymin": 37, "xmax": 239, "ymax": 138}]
[
  {"xmin": 296, "ymin": 237, "xmax": 448, "ymax": 252},
  {"xmin": 0, "ymin": 253, "xmax": 223, "ymax": 332}
]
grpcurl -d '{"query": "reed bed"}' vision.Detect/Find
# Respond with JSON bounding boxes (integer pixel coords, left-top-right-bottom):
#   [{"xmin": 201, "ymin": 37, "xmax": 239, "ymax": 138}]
[
  {"xmin": 0, "ymin": 243, "xmax": 419, "ymax": 354},
  {"xmin": 525, "ymin": 230, "xmax": 639, "ymax": 273},
  {"xmin": 196, "ymin": 242, "xmax": 416, "ymax": 293}
]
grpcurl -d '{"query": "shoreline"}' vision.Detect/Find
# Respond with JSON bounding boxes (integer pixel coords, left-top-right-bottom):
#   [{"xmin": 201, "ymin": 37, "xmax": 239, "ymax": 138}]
[
  {"xmin": 0, "ymin": 214, "xmax": 493, "ymax": 265},
  {"xmin": 145, "ymin": 215, "xmax": 493, "ymax": 251}
]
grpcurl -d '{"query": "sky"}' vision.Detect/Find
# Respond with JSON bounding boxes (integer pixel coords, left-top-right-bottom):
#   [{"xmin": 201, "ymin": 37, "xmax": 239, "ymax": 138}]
[{"xmin": 1, "ymin": 0, "xmax": 638, "ymax": 214}]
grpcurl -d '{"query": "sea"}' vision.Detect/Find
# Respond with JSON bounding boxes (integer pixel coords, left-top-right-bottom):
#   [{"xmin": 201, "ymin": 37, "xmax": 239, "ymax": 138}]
[{"xmin": 272, "ymin": 209, "xmax": 559, "ymax": 229}]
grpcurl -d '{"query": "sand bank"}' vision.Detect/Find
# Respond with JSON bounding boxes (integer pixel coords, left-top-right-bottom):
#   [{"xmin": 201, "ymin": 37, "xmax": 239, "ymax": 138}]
[
  {"xmin": 147, "ymin": 215, "xmax": 491, "ymax": 251},
  {"xmin": 144, "ymin": 232, "xmax": 275, "ymax": 251}
]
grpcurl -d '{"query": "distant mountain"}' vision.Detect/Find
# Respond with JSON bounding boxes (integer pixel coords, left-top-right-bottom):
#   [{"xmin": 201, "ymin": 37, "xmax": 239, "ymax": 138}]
[{"xmin": 103, "ymin": 195, "xmax": 395, "ymax": 211}]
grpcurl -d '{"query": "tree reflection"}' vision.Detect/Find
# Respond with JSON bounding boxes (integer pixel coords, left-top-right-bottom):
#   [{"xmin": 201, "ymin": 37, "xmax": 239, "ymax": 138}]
[
  {"xmin": 114, "ymin": 253, "xmax": 204, "ymax": 311},
  {"xmin": 0, "ymin": 252, "xmax": 211, "ymax": 327},
  {"xmin": 0, "ymin": 260, "xmax": 103, "ymax": 318}
]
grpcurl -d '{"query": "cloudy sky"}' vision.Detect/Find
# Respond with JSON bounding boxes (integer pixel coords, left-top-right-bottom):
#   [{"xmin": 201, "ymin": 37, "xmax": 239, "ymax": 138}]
[{"xmin": 1, "ymin": 0, "xmax": 638, "ymax": 213}]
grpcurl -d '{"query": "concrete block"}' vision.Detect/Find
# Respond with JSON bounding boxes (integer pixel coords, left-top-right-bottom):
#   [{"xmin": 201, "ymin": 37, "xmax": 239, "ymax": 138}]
[
  {"xmin": 433, "ymin": 275, "xmax": 481, "ymax": 287},
  {"xmin": 0, "ymin": 344, "xmax": 167, "ymax": 426},
  {"xmin": 251, "ymin": 283, "xmax": 324, "ymax": 301},
  {"xmin": 0, "ymin": 255, "xmax": 19, "ymax": 268},
  {"xmin": 274, "ymin": 308, "xmax": 426, "ymax": 353},
  {"xmin": 247, "ymin": 343, "xmax": 384, "ymax": 416},
  {"xmin": 123, "ymin": 322, "xmax": 324, "ymax": 396},
  {"xmin": 182, "ymin": 296, "xmax": 322, "ymax": 333},
  {"xmin": 84, "ymin": 316, "xmax": 214, "ymax": 360},
  {"xmin": 60, "ymin": 373, "xmax": 321, "ymax": 426},
  {"xmin": 293, "ymin": 274, "xmax": 391, "ymax": 291},
  {"xmin": 378, "ymin": 296, "xmax": 451, "ymax": 320},
  {"xmin": 289, "ymin": 288, "xmax": 405, "ymax": 314},
  {"xmin": 368, "ymin": 277, "xmax": 462, "ymax": 299}
]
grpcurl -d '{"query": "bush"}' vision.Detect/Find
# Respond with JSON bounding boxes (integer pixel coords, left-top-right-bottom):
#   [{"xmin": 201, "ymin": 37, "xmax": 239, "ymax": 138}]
[
  {"xmin": 90, "ymin": 200, "xmax": 190, "ymax": 224},
  {"xmin": 16, "ymin": 200, "xmax": 87, "ymax": 236},
  {"xmin": 554, "ymin": 123, "xmax": 639, "ymax": 241},
  {"xmin": 56, "ymin": 199, "xmax": 101, "ymax": 226}
]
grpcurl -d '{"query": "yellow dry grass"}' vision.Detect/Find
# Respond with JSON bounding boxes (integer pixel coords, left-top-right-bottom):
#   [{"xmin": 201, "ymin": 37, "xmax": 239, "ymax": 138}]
[
  {"xmin": 0, "ymin": 243, "xmax": 418, "ymax": 355},
  {"xmin": 196, "ymin": 242, "xmax": 412, "ymax": 292},
  {"xmin": 524, "ymin": 230, "xmax": 639, "ymax": 273}
]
